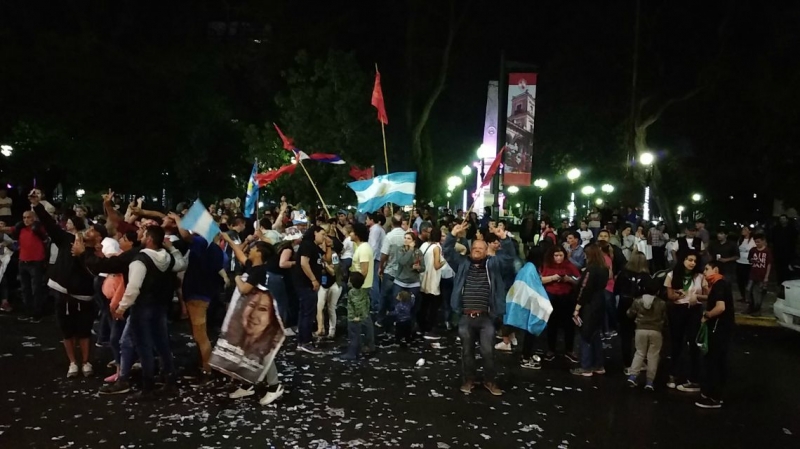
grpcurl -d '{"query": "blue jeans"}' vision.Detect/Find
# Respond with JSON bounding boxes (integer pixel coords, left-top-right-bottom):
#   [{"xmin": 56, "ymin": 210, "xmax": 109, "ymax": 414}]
[
  {"xmin": 19, "ymin": 261, "xmax": 47, "ymax": 320},
  {"xmin": 375, "ymin": 274, "xmax": 395, "ymax": 324},
  {"xmin": 580, "ymin": 331, "xmax": 604, "ymax": 370},
  {"xmin": 267, "ymin": 272, "xmax": 289, "ymax": 326},
  {"xmin": 346, "ymin": 316, "xmax": 375, "ymax": 357},
  {"xmin": 458, "ymin": 314, "xmax": 496, "ymax": 382},
  {"xmin": 296, "ymin": 286, "xmax": 317, "ymax": 345},
  {"xmin": 127, "ymin": 303, "xmax": 175, "ymax": 388},
  {"xmin": 109, "ymin": 316, "xmax": 129, "ymax": 365},
  {"xmin": 369, "ymin": 260, "xmax": 381, "ymax": 312},
  {"xmin": 391, "ymin": 283, "xmax": 420, "ymax": 325}
]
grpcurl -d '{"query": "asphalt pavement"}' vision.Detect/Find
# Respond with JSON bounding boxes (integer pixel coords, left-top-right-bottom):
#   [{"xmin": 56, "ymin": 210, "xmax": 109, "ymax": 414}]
[{"xmin": 1, "ymin": 314, "xmax": 799, "ymax": 449}]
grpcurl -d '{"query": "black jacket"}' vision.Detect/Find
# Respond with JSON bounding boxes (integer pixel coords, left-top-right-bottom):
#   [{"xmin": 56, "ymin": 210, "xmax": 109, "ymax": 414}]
[
  {"xmin": 85, "ymin": 248, "xmax": 142, "ymax": 284},
  {"xmin": 32, "ymin": 204, "xmax": 95, "ymax": 299}
]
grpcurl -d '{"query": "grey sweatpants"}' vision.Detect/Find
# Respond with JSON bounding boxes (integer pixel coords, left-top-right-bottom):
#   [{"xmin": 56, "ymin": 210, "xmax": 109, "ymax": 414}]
[{"xmin": 630, "ymin": 329, "xmax": 662, "ymax": 382}]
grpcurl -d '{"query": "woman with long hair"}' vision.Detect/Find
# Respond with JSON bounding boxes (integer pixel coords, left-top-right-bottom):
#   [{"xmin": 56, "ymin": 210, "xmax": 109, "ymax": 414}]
[
  {"xmin": 615, "ymin": 252, "xmax": 652, "ymax": 372},
  {"xmin": 419, "ymin": 227, "xmax": 446, "ymax": 340},
  {"xmin": 735, "ymin": 226, "xmax": 756, "ymax": 301},
  {"xmin": 393, "ymin": 232, "xmax": 424, "ymax": 327},
  {"xmin": 571, "ymin": 244, "xmax": 610, "ymax": 376},
  {"xmin": 664, "ymin": 250, "xmax": 708, "ymax": 392},
  {"xmin": 621, "ymin": 225, "xmax": 635, "ymax": 260},
  {"xmin": 266, "ymin": 229, "xmax": 301, "ymax": 336},
  {"xmin": 596, "ymin": 240, "xmax": 618, "ymax": 338},
  {"xmin": 315, "ymin": 224, "xmax": 343, "ymax": 339},
  {"xmin": 540, "ymin": 246, "xmax": 580, "ymax": 363}
]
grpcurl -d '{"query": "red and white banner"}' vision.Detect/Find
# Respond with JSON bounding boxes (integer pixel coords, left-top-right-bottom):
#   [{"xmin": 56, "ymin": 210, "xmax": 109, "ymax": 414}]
[{"xmin": 503, "ymin": 73, "xmax": 537, "ymax": 186}]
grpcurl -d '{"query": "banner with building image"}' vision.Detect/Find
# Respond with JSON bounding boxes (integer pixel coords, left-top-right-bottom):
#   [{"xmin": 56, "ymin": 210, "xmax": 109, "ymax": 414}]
[{"xmin": 503, "ymin": 73, "xmax": 537, "ymax": 186}]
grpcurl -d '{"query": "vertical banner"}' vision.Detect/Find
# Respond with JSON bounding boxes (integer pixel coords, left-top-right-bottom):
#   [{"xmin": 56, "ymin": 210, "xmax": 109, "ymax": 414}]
[
  {"xmin": 475, "ymin": 81, "xmax": 499, "ymax": 216},
  {"xmin": 503, "ymin": 73, "xmax": 537, "ymax": 186}
]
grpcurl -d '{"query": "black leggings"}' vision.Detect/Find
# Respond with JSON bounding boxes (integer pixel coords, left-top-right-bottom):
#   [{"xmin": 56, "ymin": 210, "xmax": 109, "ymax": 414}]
[
  {"xmin": 418, "ymin": 293, "xmax": 442, "ymax": 333},
  {"xmin": 735, "ymin": 263, "xmax": 750, "ymax": 300},
  {"xmin": 546, "ymin": 294, "xmax": 575, "ymax": 354},
  {"xmin": 667, "ymin": 304, "xmax": 703, "ymax": 383},
  {"xmin": 617, "ymin": 295, "xmax": 636, "ymax": 367}
]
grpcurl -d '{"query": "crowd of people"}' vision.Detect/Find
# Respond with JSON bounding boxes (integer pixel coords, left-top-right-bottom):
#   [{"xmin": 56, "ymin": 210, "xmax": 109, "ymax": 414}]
[{"xmin": 2, "ymin": 187, "xmax": 798, "ymax": 411}]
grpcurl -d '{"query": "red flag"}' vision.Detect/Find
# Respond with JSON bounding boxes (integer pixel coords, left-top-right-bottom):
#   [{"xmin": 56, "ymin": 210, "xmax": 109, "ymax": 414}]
[
  {"xmin": 254, "ymin": 164, "xmax": 297, "ymax": 187},
  {"xmin": 349, "ymin": 166, "xmax": 374, "ymax": 181},
  {"xmin": 480, "ymin": 146, "xmax": 506, "ymax": 189},
  {"xmin": 371, "ymin": 70, "xmax": 388, "ymax": 125},
  {"xmin": 273, "ymin": 123, "xmax": 295, "ymax": 151}
]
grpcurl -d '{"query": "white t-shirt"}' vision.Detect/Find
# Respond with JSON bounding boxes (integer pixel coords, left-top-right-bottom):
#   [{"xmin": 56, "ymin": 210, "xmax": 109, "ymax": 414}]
[
  {"xmin": 579, "ymin": 229, "xmax": 593, "ymax": 247},
  {"xmin": 341, "ymin": 237, "xmax": 354, "ymax": 260},
  {"xmin": 664, "ymin": 272, "xmax": 707, "ymax": 305},
  {"xmin": 665, "ymin": 240, "xmax": 679, "ymax": 263},
  {"xmin": 737, "ymin": 237, "xmax": 756, "ymax": 265},
  {"xmin": 0, "ymin": 197, "xmax": 11, "ymax": 216},
  {"xmin": 419, "ymin": 242, "xmax": 442, "ymax": 295}
]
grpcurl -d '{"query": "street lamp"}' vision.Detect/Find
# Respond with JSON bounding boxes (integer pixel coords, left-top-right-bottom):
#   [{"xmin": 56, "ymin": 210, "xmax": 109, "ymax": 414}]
[
  {"xmin": 595, "ymin": 198, "xmax": 604, "ymax": 206},
  {"xmin": 677, "ymin": 205, "xmax": 685, "ymax": 223},
  {"xmin": 692, "ymin": 193, "xmax": 702, "ymax": 202},
  {"xmin": 640, "ymin": 152, "xmax": 655, "ymax": 221},
  {"xmin": 533, "ymin": 178, "xmax": 548, "ymax": 220},
  {"xmin": 581, "ymin": 186, "xmax": 595, "ymax": 212},
  {"xmin": 0, "ymin": 145, "xmax": 12, "ymax": 157},
  {"xmin": 76, "ymin": 188, "xmax": 85, "ymax": 199},
  {"xmin": 566, "ymin": 169, "xmax": 581, "ymax": 225},
  {"xmin": 461, "ymin": 165, "xmax": 471, "ymax": 211},
  {"xmin": 507, "ymin": 186, "xmax": 519, "ymax": 194},
  {"xmin": 601, "ymin": 184, "xmax": 614, "ymax": 194}
]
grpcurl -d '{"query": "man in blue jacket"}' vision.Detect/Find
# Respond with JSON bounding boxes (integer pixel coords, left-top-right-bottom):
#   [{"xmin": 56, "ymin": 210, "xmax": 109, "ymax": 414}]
[{"xmin": 444, "ymin": 221, "xmax": 514, "ymax": 396}]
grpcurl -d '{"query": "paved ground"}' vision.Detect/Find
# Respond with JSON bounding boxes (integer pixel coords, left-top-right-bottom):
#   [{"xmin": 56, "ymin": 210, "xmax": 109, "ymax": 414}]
[{"xmin": 1, "ymin": 313, "xmax": 799, "ymax": 449}]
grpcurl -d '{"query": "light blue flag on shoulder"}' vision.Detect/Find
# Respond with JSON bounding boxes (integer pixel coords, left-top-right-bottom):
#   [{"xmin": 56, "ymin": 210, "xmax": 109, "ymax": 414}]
[
  {"xmin": 181, "ymin": 200, "xmax": 220, "ymax": 246},
  {"xmin": 504, "ymin": 262, "xmax": 553, "ymax": 336},
  {"xmin": 347, "ymin": 172, "xmax": 416, "ymax": 213},
  {"xmin": 243, "ymin": 161, "xmax": 259, "ymax": 218}
]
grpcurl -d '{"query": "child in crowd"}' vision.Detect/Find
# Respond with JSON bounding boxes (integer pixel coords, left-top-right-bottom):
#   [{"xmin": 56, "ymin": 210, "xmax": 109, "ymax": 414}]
[
  {"xmin": 626, "ymin": 291, "xmax": 667, "ymax": 391},
  {"xmin": 391, "ymin": 291, "xmax": 415, "ymax": 346},
  {"xmin": 343, "ymin": 271, "xmax": 375, "ymax": 360}
]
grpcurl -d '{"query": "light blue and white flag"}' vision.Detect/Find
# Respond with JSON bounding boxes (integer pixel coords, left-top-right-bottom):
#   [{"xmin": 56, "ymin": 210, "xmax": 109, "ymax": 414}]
[
  {"xmin": 243, "ymin": 161, "xmax": 259, "ymax": 218},
  {"xmin": 347, "ymin": 172, "xmax": 416, "ymax": 213},
  {"xmin": 181, "ymin": 200, "xmax": 220, "ymax": 246},
  {"xmin": 504, "ymin": 262, "xmax": 552, "ymax": 336}
]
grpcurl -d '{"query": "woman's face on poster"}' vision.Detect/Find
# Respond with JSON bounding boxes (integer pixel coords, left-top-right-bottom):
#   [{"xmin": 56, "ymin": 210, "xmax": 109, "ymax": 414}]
[{"xmin": 242, "ymin": 292, "xmax": 274, "ymax": 338}]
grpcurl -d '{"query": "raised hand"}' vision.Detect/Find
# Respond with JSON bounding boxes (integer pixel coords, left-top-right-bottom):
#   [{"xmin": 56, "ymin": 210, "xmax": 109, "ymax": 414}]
[{"xmin": 72, "ymin": 233, "xmax": 86, "ymax": 257}]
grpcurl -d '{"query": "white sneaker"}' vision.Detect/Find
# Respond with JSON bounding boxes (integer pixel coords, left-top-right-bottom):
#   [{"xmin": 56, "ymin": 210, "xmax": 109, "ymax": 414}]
[
  {"xmin": 81, "ymin": 362, "xmax": 94, "ymax": 377},
  {"xmin": 510, "ymin": 335, "xmax": 518, "ymax": 346},
  {"xmin": 259, "ymin": 384, "xmax": 284, "ymax": 406},
  {"xmin": 494, "ymin": 341, "xmax": 512, "ymax": 352},
  {"xmin": 229, "ymin": 387, "xmax": 255, "ymax": 399},
  {"xmin": 132, "ymin": 362, "xmax": 142, "ymax": 370},
  {"xmin": 283, "ymin": 328, "xmax": 296, "ymax": 337},
  {"xmin": 67, "ymin": 363, "xmax": 79, "ymax": 378}
]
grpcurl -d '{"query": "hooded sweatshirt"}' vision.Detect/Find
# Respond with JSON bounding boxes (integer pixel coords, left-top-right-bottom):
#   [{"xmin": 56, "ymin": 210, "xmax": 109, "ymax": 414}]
[
  {"xmin": 118, "ymin": 247, "xmax": 187, "ymax": 313},
  {"xmin": 626, "ymin": 294, "xmax": 667, "ymax": 332}
]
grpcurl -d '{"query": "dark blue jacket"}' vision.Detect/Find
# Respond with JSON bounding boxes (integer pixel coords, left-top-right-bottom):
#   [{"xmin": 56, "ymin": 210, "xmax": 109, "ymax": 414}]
[{"xmin": 443, "ymin": 233, "xmax": 515, "ymax": 318}]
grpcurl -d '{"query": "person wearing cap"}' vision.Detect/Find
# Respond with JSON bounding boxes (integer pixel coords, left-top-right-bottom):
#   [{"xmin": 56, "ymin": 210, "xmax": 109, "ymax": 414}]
[{"xmin": 30, "ymin": 190, "xmax": 108, "ymax": 379}]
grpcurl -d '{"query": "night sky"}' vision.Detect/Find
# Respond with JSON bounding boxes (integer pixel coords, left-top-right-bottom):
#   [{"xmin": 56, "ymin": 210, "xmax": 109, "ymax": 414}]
[{"xmin": 1, "ymin": 0, "xmax": 798, "ymax": 220}]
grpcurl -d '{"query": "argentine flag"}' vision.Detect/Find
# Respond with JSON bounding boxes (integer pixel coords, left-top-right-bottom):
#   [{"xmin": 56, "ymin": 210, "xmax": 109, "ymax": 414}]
[
  {"xmin": 243, "ymin": 161, "xmax": 259, "ymax": 218},
  {"xmin": 504, "ymin": 262, "xmax": 552, "ymax": 336},
  {"xmin": 347, "ymin": 172, "xmax": 416, "ymax": 213},
  {"xmin": 181, "ymin": 200, "xmax": 220, "ymax": 246}
]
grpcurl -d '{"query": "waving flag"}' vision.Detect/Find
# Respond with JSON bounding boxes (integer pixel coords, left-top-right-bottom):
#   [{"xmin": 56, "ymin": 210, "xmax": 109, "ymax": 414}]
[
  {"xmin": 295, "ymin": 151, "xmax": 346, "ymax": 165},
  {"xmin": 181, "ymin": 200, "xmax": 220, "ymax": 246},
  {"xmin": 504, "ymin": 262, "xmax": 552, "ymax": 336},
  {"xmin": 254, "ymin": 164, "xmax": 297, "ymax": 187},
  {"xmin": 480, "ymin": 146, "xmax": 507, "ymax": 189},
  {"xmin": 243, "ymin": 162, "xmax": 259, "ymax": 218},
  {"xmin": 348, "ymin": 172, "xmax": 415, "ymax": 213},
  {"xmin": 372, "ymin": 69, "xmax": 388, "ymax": 125},
  {"xmin": 273, "ymin": 123, "xmax": 295, "ymax": 151},
  {"xmin": 349, "ymin": 166, "xmax": 374, "ymax": 180}
]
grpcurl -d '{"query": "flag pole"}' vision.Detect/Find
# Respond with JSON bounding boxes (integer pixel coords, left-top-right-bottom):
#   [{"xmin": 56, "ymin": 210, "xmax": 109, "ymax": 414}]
[
  {"xmin": 375, "ymin": 63, "xmax": 392, "ymax": 215},
  {"xmin": 296, "ymin": 159, "xmax": 331, "ymax": 219}
]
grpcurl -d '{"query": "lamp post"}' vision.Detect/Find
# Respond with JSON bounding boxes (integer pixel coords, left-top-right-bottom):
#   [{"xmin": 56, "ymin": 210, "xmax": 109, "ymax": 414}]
[
  {"xmin": 691, "ymin": 193, "xmax": 702, "ymax": 221},
  {"xmin": 0, "ymin": 145, "xmax": 12, "ymax": 157},
  {"xmin": 581, "ymin": 185, "xmax": 595, "ymax": 212},
  {"xmin": 533, "ymin": 178, "xmax": 548, "ymax": 220},
  {"xmin": 677, "ymin": 205, "xmax": 685, "ymax": 223},
  {"xmin": 461, "ymin": 165, "xmax": 471, "ymax": 211},
  {"xmin": 567, "ymin": 168, "xmax": 581, "ymax": 225},
  {"xmin": 640, "ymin": 152, "xmax": 655, "ymax": 221}
]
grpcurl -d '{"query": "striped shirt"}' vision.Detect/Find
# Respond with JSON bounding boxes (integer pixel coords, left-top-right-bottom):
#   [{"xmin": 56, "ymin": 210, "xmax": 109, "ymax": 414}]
[{"xmin": 462, "ymin": 261, "xmax": 491, "ymax": 312}]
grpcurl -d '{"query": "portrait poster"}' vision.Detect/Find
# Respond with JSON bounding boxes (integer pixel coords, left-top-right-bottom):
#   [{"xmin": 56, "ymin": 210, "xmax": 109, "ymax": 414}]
[{"xmin": 209, "ymin": 275, "xmax": 285, "ymax": 384}]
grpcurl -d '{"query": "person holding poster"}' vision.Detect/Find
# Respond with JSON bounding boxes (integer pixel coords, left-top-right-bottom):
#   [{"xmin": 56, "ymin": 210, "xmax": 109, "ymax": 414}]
[{"xmin": 214, "ymin": 233, "xmax": 286, "ymax": 405}]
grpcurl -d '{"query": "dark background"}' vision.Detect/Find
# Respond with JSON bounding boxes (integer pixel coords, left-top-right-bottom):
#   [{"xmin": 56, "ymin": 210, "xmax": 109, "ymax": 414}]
[{"xmin": 0, "ymin": 0, "xmax": 797, "ymax": 225}]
